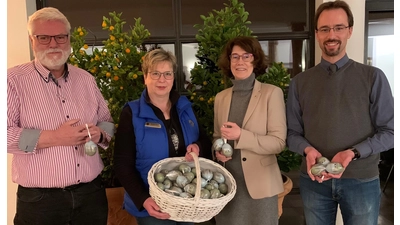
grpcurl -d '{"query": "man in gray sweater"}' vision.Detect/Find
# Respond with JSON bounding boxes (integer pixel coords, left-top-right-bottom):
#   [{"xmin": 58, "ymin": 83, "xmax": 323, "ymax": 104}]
[{"xmin": 286, "ymin": 1, "xmax": 394, "ymax": 225}]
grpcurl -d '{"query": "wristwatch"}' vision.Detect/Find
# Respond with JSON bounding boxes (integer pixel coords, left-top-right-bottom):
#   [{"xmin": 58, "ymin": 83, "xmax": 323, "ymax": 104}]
[{"xmin": 351, "ymin": 148, "xmax": 360, "ymax": 160}]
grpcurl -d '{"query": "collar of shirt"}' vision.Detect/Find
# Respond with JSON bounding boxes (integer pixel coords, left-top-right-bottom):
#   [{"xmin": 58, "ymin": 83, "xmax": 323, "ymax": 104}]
[
  {"xmin": 33, "ymin": 59, "xmax": 70, "ymax": 84},
  {"xmin": 320, "ymin": 54, "xmax": 350, "ymax": 72}
]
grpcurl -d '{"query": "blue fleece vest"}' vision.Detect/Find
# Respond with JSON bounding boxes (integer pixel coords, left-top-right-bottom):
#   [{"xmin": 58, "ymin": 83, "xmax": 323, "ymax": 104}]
[{"xmin": 123, "ymin": 91, "xmax": 200, "ymax": 217}]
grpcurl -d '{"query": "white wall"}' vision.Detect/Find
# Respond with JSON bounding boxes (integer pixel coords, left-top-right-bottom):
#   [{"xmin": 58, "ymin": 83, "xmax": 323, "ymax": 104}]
[
  {"xmin": 7, "ymin": 0, "xmax": 36, "ymax": 224},
  {"xmin": 368, "ymin": 21, "xmax": 394, "ymax": 95},
  {"xmin": 369, "ymin": 36, "xmax": 394, "ymax": 94}
]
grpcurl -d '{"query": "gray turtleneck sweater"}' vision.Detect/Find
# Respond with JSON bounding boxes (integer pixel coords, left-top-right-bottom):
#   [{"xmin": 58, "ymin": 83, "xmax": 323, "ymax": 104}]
[{"xmin": 228, "ymin": 73, "xmax": 255, "ymax": 129}]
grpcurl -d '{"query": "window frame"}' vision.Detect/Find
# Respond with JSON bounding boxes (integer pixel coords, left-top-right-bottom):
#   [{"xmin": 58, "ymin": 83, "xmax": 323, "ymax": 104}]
[{"xmin": 37, "ymin": 0, "xmax": 315, "ymax": 93}]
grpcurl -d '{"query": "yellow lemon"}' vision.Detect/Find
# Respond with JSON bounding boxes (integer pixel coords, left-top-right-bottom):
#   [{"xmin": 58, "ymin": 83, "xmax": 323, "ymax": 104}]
[
  {"xmin": 133, "ymin": 74, "xmax": 138, "ymax": 79},
  {"xmin": 110, "ymin": 35, "xmax": 115, "ymax": 41},
  {"xmin": 102, "ymin": 21, "xmax": 107, "ymax": 28},
  {"xmin": 79, "ymin": 31, "xmax": 84, "ymax": 36},
  {"xmin": 125, "ymin": 48, "xmax": 131, "ymax": 54},
  {"xmin": 109, "ymin": 26, "xmax": 114, "ymax": 31},
  {"xmin": 77, "ymin": 27, "xmax": 82, "ymax": 32},
  {"xmin": 83, "ymin": 44, "xmax": 88, "ymax": 49},
  {"xmin": 120, "ymin": 86, "xmax": 123, "ymax": 90},
  {"xmin": 106, "ymin": 72, "xmax": 111, "ymax": 78}
]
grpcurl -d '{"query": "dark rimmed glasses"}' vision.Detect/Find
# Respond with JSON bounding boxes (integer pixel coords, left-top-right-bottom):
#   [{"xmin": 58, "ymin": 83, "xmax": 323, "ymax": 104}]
[
  {"xmin": 316, "ymin": 26, "xmax": 349, "ymax": 35},
  {"xmin": 33, "ymin": 34, "xmax": 69, "ymax": 44},
  {"xmin": 148, "ymin": 71, "xmax": 174, "ymax": 80},
  {"xmin": 229, "ymin": 53, "xmax": 253, "ymax": 63}
]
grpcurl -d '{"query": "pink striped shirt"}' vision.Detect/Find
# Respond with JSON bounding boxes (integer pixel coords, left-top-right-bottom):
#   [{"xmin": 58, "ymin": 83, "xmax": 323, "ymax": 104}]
[{"xmin": 7, "ymin": 59, "xmax": 113, "ymax": 188}]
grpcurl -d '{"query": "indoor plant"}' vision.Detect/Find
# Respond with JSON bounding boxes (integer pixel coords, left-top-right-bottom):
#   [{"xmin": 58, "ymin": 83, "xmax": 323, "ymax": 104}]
[
  {"xmin": 256, "ymin": 62, "xmax": 302, "ymax": 173},
  {"xmin": 69, "ymin": 11, "xmax": 150, "ymax": 188}
]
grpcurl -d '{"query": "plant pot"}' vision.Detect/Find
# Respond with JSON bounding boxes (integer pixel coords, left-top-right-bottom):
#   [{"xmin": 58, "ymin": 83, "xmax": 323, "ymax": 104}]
[
  {"xmin": 278, "ymin": 174, "xmax": 293, "ymax": 218},
  {"xmin": 106, "ymin": 187, "xmax": 138, "ymax": 225}
]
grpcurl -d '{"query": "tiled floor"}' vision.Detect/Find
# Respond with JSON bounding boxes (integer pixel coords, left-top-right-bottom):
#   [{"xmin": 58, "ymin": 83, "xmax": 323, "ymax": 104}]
[{"xmin": 197, "ymin": 165, "xmax": 394, "ymax": 225}]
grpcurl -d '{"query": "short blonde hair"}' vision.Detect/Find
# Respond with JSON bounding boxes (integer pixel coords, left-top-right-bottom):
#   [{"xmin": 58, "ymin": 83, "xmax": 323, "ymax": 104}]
[
  {"xmin": 27, "ymin": 7, "xmax": 71, "ymax": 35},
  {"xmin": 141, "ymin": 48, "xmax": 177, "ymax": 75}
]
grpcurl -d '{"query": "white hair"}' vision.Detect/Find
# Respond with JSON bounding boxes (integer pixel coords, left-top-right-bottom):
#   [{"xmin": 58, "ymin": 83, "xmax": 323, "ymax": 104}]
[{"xmin": 27, "ymin": 7, "xmax": 71, "ymax": 35}]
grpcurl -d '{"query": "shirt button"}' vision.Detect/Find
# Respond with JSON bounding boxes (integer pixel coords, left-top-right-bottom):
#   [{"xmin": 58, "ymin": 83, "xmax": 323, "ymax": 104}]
[
  {"xmin": 77, "ymin": 164, "xmax": 80, "ymax": 167},
  {"xmin": 242, "ymin": 158, "xmax": 247, "ymax": 161},
  {"xmin": 66, "ymin": 115, "xmax": 69, "ymax": 119},
  {"xmin": 62, "ymin": 100, "xmax": 65, "ymax": 103},
  {"xmin": 75, "ymin": 147, "xmax": 78, "ymax": 150}
]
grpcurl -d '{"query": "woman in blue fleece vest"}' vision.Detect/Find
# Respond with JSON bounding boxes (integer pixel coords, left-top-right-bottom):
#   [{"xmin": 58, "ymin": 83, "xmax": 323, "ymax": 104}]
[{"xmin": 114, "ymin": 48, "xmax": 212, "ymax": 225}]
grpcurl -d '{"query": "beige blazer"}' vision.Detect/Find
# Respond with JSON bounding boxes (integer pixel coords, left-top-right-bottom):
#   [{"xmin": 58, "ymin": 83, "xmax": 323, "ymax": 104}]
[{"xmin": 213, "ymin": 80, "xmax": 286, "ymax": 199}]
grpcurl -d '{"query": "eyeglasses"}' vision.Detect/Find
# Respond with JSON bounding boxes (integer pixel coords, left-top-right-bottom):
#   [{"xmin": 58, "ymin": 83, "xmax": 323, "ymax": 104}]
[
  {"xmin": 316, "ymin": 26, "xmax": 349, "ymax": 34},
  {"xmin": 230, "ymin": 53, "xmax": 253, "ymax": 63},
  {"xmin": 33, "ymin": 34, "xmax": 69, "ymax": 44},
  {"xmin": 148, "ymin": 71, "xmax": 174, "ymax": 80}
]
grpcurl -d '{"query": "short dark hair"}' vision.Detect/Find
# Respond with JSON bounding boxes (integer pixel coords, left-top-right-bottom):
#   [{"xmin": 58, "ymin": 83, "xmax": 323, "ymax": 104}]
[
  {"xmin": 218, "ymin": 36, "xmax": 268, "ymax": 79},
  {"xmin": 314, "ymin": 0, "xmax": 354, "ymax": 30}
]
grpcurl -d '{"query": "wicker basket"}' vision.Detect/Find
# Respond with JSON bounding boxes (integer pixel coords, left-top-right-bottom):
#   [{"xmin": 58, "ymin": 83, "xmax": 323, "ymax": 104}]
[{"xmin": 148, "ymin": 152, "xmax": 237, "ymax": 222}]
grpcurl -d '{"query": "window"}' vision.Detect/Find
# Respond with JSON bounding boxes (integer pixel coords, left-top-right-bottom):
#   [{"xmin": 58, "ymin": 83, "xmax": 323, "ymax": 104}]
[
  {"xmin": 181, "ymin": 0, "xmax": 309, "ymax": 35},
  {"xmin": 45, "ymin": 0, "xmax": 175, "ymax": 40},
  {"xmin": 40, "ymin": 0, "xmax": 313, "ymax": 93}
]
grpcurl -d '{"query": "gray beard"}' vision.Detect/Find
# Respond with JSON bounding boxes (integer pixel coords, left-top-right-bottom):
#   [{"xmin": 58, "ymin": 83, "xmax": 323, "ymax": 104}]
[{"xmin": 36, "ymin": 49, "xmax": 70, "ymax": 70}]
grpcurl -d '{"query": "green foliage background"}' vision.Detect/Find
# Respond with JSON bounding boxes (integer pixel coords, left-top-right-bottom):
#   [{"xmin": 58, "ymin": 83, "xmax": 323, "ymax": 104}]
[
  {"xmin": 69, "ymin": 1, "xmax": 302, "ymax": 186},
  {"xmin": 69, "ymin": 12, "xmax": 150, "ymax": 186}
]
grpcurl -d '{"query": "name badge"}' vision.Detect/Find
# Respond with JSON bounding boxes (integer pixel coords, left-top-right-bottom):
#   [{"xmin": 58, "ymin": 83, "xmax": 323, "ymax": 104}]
[{"xmin": 145, "ymin": 122, "xmax": 162, "ymax": 128}]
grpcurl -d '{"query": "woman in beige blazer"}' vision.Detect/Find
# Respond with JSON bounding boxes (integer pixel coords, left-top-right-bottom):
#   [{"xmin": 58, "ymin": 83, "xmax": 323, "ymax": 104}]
[{"xmin": 213, "ymin": 36, "xmax": 287, "ymax": 225}]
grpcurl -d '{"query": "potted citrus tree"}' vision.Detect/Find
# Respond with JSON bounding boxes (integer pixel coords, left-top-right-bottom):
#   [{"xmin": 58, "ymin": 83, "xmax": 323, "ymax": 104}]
[{"xmin": 69, "ymin": 11, "xmax": 150, "ymax": 225}]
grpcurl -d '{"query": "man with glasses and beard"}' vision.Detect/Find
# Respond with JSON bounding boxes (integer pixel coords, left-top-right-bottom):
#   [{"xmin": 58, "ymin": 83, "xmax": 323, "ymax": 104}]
[
  {"xmin": 286, "ymin": 1, "xmax": 394, "ymax": 225},
  {"xmin": 7, "ymin": 7, "xmax": 114, "ymax": 225}
]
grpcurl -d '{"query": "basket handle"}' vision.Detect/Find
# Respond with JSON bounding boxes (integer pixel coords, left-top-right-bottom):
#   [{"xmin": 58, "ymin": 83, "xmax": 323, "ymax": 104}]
[{"xmin": 189, "ymin": 151, "xmax": 202, "ymax": 202}]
